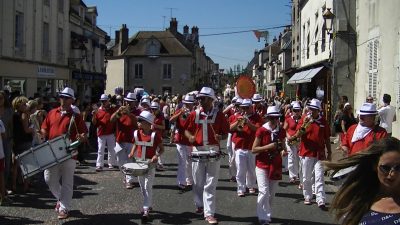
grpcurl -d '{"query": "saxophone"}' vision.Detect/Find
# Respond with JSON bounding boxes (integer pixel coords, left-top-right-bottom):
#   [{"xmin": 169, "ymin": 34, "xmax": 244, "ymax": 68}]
[{"xmin": 288, "ymin": 114, "xmax": 314, "ymax": 145}]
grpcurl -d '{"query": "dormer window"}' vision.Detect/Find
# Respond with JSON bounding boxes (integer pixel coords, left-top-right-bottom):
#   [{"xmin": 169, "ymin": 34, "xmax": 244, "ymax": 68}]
[{"xmin": 146, "ymin": 39, "xmax": 160, "ymax": 58}]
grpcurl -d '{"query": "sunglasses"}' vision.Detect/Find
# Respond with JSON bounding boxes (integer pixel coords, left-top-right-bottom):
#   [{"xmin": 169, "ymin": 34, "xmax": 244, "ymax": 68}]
[
  {"xmin": 366, "ymin": 98, "xmax": 373, "ymax": 101},
  {"xmin": 241, "ymin": 106, "xmax": 250, "ymax": 109},
  {"xmin": 60, "ymin": 96, "xmax": 71, "ymax": 99},
  {"xmin": 293, "ymin": 109, "xmax": 301, "ymax": 112},
  {"xmin": 378, "ymin": 164, "xmax": 400, "ymax": 175}
]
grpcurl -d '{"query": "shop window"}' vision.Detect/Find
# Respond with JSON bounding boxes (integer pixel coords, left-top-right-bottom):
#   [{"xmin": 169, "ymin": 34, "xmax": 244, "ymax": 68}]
[{"xmin": 3, "ymin": 78, "xmax": 26, "ymax": 95}]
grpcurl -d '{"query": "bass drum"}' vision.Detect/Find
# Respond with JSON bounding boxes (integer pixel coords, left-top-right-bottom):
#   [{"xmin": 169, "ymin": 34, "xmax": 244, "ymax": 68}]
[{"xmin": 236, "ymin": 75, "xmax": 256, "ymax": 99}]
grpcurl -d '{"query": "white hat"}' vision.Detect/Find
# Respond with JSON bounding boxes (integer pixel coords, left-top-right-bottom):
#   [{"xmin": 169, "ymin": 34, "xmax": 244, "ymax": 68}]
[
  {"xmin": 182, "ymin": 95, "xmax": 195, "ymax": 104},
  {"xmin": 196, "ymin": 87, "xmax": 216, "ymax": 100},
  {"xmin": 266, "ymin": 105, "xmax": 281, "ymax": 117},
  {"xmin": 150, "ymin": 101, "xmax": 159, "ymax": 109},
  {"xmin": 292, "ymin": 101, "xmax": 302, "ymax": 110},
  {"xmin": 235, "ymin": 97, "xmax": 243, "ymax": 105},
  {"xmin": 124, "ymin": 92, "xmax": 137, "ymax": 102},
  {"xmin": 140, "ymin": 98, "xmax": 151, "ymax": 106},
  {"xmin": 116, "ymin": 95, "xmax": 122, "ymax": 100},
  {"xmin": 138, "ymin": 111, "xmax": 155, "ymax": 124},
  {"xmin": 307, "ymin": 98, "xmax": 321, "ymax": 110},
  {"xmin": 357, "ymin": 103, "xmax": 378, "ymax": 115},
  {"xmin": 344, "ymin": 102, "xmax": 351, "ymax": 108},
  {"xmin": 100, "ymin": 94, "xmax": 109, "ymax": 101},
  {"xmin": 59, "ymin": 87, "xmax": 75, "ymax": 99},
  {"xmin": 232, "ymin": 96, "xmax": 238, "ymax": 103},
  {"xmin": 240, "ymin": 99, "xmax": 252, "ymax": 107},
  {"xmin": 252, "ymin": 93, "xmax": 263, "ymax": 102}
]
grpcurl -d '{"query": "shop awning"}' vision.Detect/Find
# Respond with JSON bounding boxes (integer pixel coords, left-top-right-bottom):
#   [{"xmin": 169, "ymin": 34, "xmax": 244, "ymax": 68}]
[{"xmin": 287, "ymin": 66, "xmax": 324, "ymax": 84}]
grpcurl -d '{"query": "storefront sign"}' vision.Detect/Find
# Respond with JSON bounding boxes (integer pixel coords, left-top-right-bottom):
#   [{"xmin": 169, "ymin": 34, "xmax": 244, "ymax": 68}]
[{"xmin": 37, "ymin": 65, "xmax": 55, "ymax": 77}]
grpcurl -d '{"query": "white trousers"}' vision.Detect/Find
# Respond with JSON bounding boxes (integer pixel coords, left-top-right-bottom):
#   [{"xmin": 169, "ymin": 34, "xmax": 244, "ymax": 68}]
[
  {"xmin": 256, "ymin": 167, "xmax": 277, "ymax": 222},
  {"xmin": 96, "ymin": 134, "xmax": 117, "ymax": 167},
  {"xmin": 285, "ymin": 140, "xmax": 300, "ymax": 179},
  {"xmin": 235, "ymin": 149, "xmax": 257, "ymax": 193},
  {"xmin": 227, "ymin": 133, "xmax": 236, "ymax": 177},
  {"xmin": 176, "ymin": 144, "xmax": 193, "ymax": 185},
  {"xmin": 138, "ymin": 168, "xmax": 155, "ymax": 210},
  {"xmin": 192, "ymin": 157, "xmax": 220, "ymax": 217},
  {"xmin": 116, "ymin": 142, "xmax": 135, "ymax": 184},
  {"xmin": 44, "ymin": 159, "xmax": 76, "ymax": 211},
  {"xmin": 301, "ymin": 157, "xmax": 326, "ymax": 204}
]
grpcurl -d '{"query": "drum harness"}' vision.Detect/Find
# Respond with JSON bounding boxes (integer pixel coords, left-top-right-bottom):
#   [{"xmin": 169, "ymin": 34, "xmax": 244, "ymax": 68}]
[
  {"xmin": 193, "ymin": 108, "xmax": 227, "ymax": 158},
  {"xmin": 133, "ymin": 130, "xmax": 156, "ymax": 168}
]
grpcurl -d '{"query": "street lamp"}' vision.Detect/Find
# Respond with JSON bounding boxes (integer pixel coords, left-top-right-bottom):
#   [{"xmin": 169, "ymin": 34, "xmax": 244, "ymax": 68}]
[{"xmin": 323, "ymin": 8, "xmax": 335, "ymax": 35}]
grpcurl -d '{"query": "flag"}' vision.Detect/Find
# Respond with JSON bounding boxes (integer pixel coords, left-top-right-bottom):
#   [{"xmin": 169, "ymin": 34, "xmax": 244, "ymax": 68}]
[{"xmin": 253, "ymin": 30, "xmax": 269, "ymax": 42}]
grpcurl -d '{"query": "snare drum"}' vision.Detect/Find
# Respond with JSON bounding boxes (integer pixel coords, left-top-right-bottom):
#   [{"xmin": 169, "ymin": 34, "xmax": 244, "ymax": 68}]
[
  {"xmin": 121, "ymin": 162, "xmax": 150, "ymax": 176},
  {"xmin": 16, "ymin": 135, "xmax": 77, "ymax": 179},
  {"xmin": 190, "ymin": 150, "xmax": 221, "ymax": 163}
]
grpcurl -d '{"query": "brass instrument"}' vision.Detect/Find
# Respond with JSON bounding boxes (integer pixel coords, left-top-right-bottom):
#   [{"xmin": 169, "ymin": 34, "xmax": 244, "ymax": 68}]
[
  {"xmin": 237, "ymin": 114, "xmax": 248, "ymax": 131},
  {"xmin": 181, "ymin": 107, "xmax": 190, "ymax": 120},
  {"xmin": 288, "ymin": 114, "xmax": 314, "ymax": 145}
]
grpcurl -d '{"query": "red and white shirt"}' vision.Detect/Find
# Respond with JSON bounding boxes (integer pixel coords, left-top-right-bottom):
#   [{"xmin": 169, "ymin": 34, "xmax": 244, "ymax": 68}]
[
  {"xmin": 231, "ymin": 113, "xmax": 263, "ymax": 150},
  {"xmin": 94, "ymin": 107, "xmax": 116, "ymax": 136}
]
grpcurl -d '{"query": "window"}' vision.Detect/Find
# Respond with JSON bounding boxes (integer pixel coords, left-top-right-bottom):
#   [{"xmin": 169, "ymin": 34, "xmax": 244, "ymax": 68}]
[
  {"xmin": 15, "ymin": 12, "xmax": 24, "ymax": 51},
  {"xmin": 321, "ymin": 24, "xmax": 326, "ymax": 52},
  {"xmin": 44, "ymin": 0, "xmax": 50, "ymax": 6},
  {"xmin": 307, "ymin": 33, "xmax": 310, "ymax": 59},
  {"xmin": 314, "ymin": 26, "xmax": 319, "ymax": 55},
  {"xmin": 367, "ymin": 39, "xmax": 379, "ymax": 99},
  {"xmin": 42, "ymin": 22, "xmax": 50, "ymax": 59},
  {"xmin": 135, "ymin": 64, "xmax": 143, "ymax": 79},
  {"xmin": 163, "ymin": 64, "xmax": 172, "ymax": 79},
  {"xmin": 58, "ymin": 0, "xmax": 64, "ymax": 13},
  {"xmin": 57, "ymin": 28, "xmax": 64, "ymax": 60}
]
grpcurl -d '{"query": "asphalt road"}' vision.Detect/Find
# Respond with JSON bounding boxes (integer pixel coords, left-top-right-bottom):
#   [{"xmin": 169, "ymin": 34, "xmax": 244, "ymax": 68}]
[{"xmin": 0, "ymin": 142, "xmax": 341, "ymax": 225}]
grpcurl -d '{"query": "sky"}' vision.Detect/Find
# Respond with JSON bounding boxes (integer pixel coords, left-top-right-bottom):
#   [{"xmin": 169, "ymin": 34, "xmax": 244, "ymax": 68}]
[{"xmin": 84, "ymin": 0, "xmax": 291, "ymax": 71}]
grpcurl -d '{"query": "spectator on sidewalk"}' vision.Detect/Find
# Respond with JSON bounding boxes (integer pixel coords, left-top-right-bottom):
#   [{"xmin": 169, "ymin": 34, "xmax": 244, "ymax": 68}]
[{"xmin": 378, "ymin": 94, "xmax": 396, "ymax": 136}]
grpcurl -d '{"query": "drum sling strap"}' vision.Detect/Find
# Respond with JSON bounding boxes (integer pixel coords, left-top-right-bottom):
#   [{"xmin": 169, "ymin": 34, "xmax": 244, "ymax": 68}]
[
  {"xmin": 133, "ymin": 130, "xmax": 156, "ymax": 161},
  {"xmin": 194, "ymin": 108, "xmax": 218, "ymax": 147}
]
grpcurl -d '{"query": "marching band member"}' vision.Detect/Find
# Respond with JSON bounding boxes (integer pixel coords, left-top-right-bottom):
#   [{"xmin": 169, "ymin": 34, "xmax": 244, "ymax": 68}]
[
  {"xmin": 283, "ymin": 101, "xmax": 302, "ymax": 183},
  {"xmin": 225, "ymin": 97, "xmax": 242, "ymax": 182},
  {"xmin": 140, "ymin": 98, "xmax": 151, "ymax": 112},
  {"xmin": 183, "ymin": 87, "xmax": 229, "ymax": 224},
  {"xmin": 340, "ymin": 102, "xmax": 387, "ymax": 156},
  {"xmin": 128, "ymin": 111, "xmax": 164, "ymax": 221},
  {"xmin": 252, "ymin": 105, "xmax": 287, "ymax": 225},
  {"xmin": 169, "ymin": 95, "xmax": 195, "ymax": 190},
  {"xmin": 41, "ymin": 87, "xmax": 87, "ymax": 219},
  {"xmin": 252, "ymin": 93, "xmax": 267, "ymax": 122},
  {"xmin": 92, "ymin": 94, "xmax": 117, "ymax": 171},
  {"xmin": 230, "ymin": 98, "xmax": 263, "ymax": 196},
  {"xmin": 150, "ymin": 101, "xmax": 166, "ymax": 171},
  {"xmin": 288, "ymin": 98, "xmax": 331, "ymax": 209},
  {"xmin": 111, "ymin": 92, "xmax": 138, "ymax": 189}
]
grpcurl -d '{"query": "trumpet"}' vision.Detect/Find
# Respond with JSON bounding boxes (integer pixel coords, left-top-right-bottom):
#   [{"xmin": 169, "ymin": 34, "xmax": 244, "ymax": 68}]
[
  {"xmin": 237, "ymin": 114, "xmax": 248, "ymax": 131},
  {"xmin": 181, "ymin": 107, "xmax": 190, "ymax": 120},
  {"xmin": 288, "ymin": 114, "xmax": 313, "ymax": 145}
]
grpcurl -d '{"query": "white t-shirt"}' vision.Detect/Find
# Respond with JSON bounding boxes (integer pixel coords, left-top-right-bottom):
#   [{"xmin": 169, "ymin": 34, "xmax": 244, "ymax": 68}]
[
  {"xmin": 378, "ymin": 105, "xmax": 396, "ymax": 133},
  {"xmin": 0, "ymin": 120, "xmax": 5, "ymax": 159}
]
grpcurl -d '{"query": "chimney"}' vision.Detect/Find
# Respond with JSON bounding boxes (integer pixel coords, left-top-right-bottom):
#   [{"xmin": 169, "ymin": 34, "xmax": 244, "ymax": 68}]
[
  {"xmin": 273, "ymin": 36, "xmax": 277, "ymax": 42},
  {"xmin": 119, "ymin": 24, "xmax": 129, "ymax": 54},
  {"xmin": 115, "ymin": 30, "xmax": 120, "ymax": 44},
  {"xmin": 183, "ymin": 25, "xmax": 189, "ymax": 34},
  {"xmin": 191, "ymin": 26, "xmax": 199, "ymax": 45},
  {"xmin": 169, "ymin": 18, "xmax": 178, "ymax": 34}
]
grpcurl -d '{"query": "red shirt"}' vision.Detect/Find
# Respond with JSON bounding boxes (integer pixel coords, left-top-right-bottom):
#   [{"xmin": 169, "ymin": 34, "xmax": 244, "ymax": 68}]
[
  {"xmin": 284, "ymin": 114, "xmax": 300, "ymax": 136},
  {"xmin": 296, "ymin": 115, "xmax": 330, "ymax": 159},
  {"xmin": 254, "ymin": 125, "xmax": 286, "ymax": 180},
  {"xmin": 183, "ymin": 108, "xmax": 229, "ymax": 146},
  {"xmin": 153, "ymin": 113, "xmax": 165, "ymax": 137},
  {"xmin": 94, "ymin": 107, "xmax": 116, "ymax": 136},
  {"xmin": 41, "ymin": 107, "xmax": 88, "ymax": 141},
  {"xmin": 231, "ymin": 113, "xmax": 263, "ymax": 150},
  {"xmin": 341, "ymin": 124, "xmax": 387, "ymax": 155},
  {"xmin": 172, "ymin": 108, "xmax": 191, "ymax": 145},
  {"xmin": 116, "ymin": 113, "xmax": 138, "ymax": 143},
  {"xmin": 133, "ymin": 130, "xmax": 162, "ymax": 159}
]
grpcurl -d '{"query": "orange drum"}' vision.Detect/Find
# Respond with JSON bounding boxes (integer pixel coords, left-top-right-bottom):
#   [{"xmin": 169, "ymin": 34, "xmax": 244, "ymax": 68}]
[{"xmin": 236, "ymin": 75, "xmax": 256, "ymax": 99}]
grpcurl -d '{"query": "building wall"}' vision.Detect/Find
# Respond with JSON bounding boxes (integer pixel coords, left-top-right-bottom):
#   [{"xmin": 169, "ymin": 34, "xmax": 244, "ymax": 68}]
[
  {"xmin": 355, "ymin": 0, "xmax": 400, "ymax": 138},
  {"xmin": 0, "ymin": 0, "xmax": 70, "ymax": 97},
  {"xmin": 127, "ymin": 56, "xmax": 192, "ymax": 95},
  {"xmin": 105, "ymin": 58, "xmax": 125, "ymax": 95},
  {"xmin": 300, "ymin": 0, "xmax": 333, "ymax": 67}
]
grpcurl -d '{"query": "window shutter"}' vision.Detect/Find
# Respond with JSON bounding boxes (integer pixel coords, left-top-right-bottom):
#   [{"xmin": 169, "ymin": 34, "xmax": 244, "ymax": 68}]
[{"xmin": 367, "ymin": 40, "xmax": 379, "ymax": 99}]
